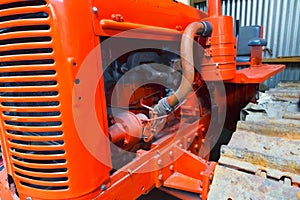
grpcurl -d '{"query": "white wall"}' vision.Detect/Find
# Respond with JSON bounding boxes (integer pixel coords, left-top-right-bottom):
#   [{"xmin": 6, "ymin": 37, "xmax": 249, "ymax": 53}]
[{"xmin": 177, "ymin": 0, "xmax": 190, "ymax": 5}]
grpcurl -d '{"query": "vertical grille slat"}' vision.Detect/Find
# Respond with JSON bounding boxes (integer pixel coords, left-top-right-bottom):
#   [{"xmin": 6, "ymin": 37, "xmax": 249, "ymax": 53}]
[{"xmin": 0, "ymin": 0, "xmax": 69, "ymax": 191}]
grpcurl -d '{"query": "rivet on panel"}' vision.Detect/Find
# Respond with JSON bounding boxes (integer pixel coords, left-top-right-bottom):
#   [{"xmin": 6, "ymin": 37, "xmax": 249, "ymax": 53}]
[
  {"xmin": 176, "ymin": 25, "xmax": 182, "ymax": 31},
  {"xmin": 170, "ymin": 165, "xmax": 175, "ymax": 171},
  {"xmin": 156, "ymin": 150, "xmax": 160, "ymax": 155},
  {"xmin": 157, "ymin": 159, "xmax": 162, "ymax": 166},
  {"xmin": 127, "ymin": 169, "xmax": 132, "ymax": 175},
  {"xmin": 158, "ymin": 174, "xmax": 163, "ymax": 181},
  {"xmin": 101, "ymin": 184, "xmax": 106, "ymax": 191},
  {"xmin": 75, "ymin": 79, "xmax": 80, "ymax": 85},
  {"xmin": 92, "ymin": 6, "xmax": 98, "ymax": 14}
]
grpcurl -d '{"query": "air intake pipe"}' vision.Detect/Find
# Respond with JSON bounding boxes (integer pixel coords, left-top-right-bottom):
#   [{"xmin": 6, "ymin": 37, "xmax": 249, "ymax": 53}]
[{"xmin": 154, "ymin": 21, "xmax": 212, "ymax": 116}]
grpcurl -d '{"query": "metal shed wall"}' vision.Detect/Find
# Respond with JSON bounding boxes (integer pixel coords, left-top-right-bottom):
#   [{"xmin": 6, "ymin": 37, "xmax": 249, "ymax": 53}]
[{"xmin": 264, "ymin": 63, "xmax": 300, "ymax": 88}]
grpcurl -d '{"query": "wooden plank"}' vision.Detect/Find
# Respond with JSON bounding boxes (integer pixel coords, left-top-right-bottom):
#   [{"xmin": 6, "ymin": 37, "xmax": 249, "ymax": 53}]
[{"xmin": 263, "ymin": 57, "xmax": 300, "ymax": 63}]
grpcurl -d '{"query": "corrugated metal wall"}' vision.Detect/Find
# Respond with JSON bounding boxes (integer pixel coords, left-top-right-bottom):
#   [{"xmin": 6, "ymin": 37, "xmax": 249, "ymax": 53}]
[
  {"xmin": 196, "ymin": 0, "xmax": 300, "ymax": 59},
  {"xmin": 264, "ymin": 63, "xmax": 300, "ymax": 88}
]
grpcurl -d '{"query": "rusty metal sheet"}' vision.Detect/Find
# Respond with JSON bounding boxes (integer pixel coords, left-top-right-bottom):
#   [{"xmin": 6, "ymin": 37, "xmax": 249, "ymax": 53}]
[
  {"xmin": 266, "ymin": 82, "xmax": 300, "ymax": 102},
  {"xmin": 208, "ymin": 165, "xmax": 300, "ymax": 200},
  {"xmin": 219, "ymin": 129, "xmax": 300, "ymax": 184},
  {"xmin": 285, "ymin": 103, "xmax": 300, "ymax": 120},
  {"xmin": 209, "ymin": 81, "xmax": 300, "ymax": 199},
  {"xmin": 277, "ymin": 82, "xmax": 300, "ymax": 88},
  {"xmin": 236, "ymin": 120, "xmax": 300, "ymax": 139},
  {"xmin": 219, "ymin": 144, "xmax": 300, "ymax": 184}
]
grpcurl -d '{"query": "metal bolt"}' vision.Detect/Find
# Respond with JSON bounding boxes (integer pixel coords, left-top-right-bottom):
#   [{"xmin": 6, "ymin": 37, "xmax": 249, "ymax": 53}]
[
  {"xmin": 156, "ymin": 150, "xmax": 160, "ymax": 155},
  {"xmin": 101, "ymin": 184, "xmax": 106, "ymax": 191},
  {"xmin": 169, "ymin": 151, "xmax": 173, "ymax": 157},
  {"xmin": 158, "ymin": 174, "xmax": 163, "ymax": 181},
  {"xmin": 187, "ymin": 138, "xmax": 192, "ymax": 143},
  {"xmin": 170, "ymin": 165, "xmax": 175, "ymax": 171},
  {"xmin": 179, "ymin": 144, "xmax": 183, "ymax": 148},
  {"xmin": 127, "ymin": 169, "xmax": 132, "ymax": 175},
  {"xmin": 75, "ymin": 79, "xmax": 80, "ymax": 84},
  {"xmin": 92, "ymin": 6, "xmax": 98, "ymax": 14},
  {"xmin": 157, "ymin": 159, "xmax": 162, "ymax": 166},
  {"xmin": 194, "ymin": 144, "xmax": 199, "ymax": 149},
  {"xmin": 176, "ymin": 25, "xmax": 182, "ymax": 31}
]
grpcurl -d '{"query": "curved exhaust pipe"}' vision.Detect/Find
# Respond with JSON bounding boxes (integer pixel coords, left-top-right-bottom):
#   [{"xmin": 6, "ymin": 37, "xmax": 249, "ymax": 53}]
[{"xmin": 154, "ymin": 21, "xmax": 212, "ymax": 116}]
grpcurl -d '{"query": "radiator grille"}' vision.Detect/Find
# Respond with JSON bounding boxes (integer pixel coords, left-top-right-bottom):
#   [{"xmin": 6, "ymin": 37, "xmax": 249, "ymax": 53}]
[{"xmin": 0, "ymin": 0, "xmax": 69, "ymax": 190}]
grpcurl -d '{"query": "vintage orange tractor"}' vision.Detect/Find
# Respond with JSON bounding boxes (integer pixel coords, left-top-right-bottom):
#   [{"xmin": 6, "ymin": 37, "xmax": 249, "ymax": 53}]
[{"xmin": 0, "ymin": 0, "xmax": 284, "ymax": 199}]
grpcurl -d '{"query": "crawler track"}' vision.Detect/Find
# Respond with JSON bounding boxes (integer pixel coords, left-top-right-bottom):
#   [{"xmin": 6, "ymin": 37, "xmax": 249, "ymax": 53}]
[{"xmin": 209, "ymin": 82, "xmax": 300, "ymax": 200}]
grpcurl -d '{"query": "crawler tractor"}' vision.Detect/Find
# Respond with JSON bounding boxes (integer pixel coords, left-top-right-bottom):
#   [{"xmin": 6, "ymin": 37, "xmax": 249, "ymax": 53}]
[{"xmin": 0, "ymin": 0, "xmax": 293, "ymax": 199}]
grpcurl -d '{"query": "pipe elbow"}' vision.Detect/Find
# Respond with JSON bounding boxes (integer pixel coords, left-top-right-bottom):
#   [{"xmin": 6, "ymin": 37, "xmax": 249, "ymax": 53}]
[{"xmin": 154, "ymin": 21, "xmax": 212, "ymax": 116}]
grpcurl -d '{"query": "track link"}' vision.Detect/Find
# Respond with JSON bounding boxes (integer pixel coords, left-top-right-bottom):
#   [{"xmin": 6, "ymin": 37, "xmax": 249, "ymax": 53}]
[{"xmin": 209, "ymin": 82, "xmax": 300, "ymax": 200}]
